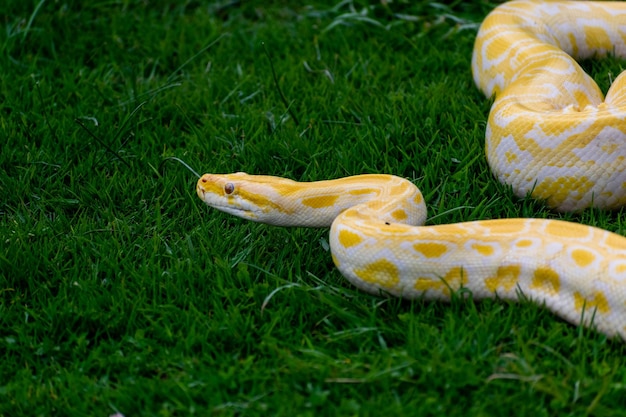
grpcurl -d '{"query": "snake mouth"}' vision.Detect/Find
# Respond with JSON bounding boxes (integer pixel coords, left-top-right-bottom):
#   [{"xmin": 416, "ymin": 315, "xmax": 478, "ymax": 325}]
[
  {"xmin": 196, "ymin": 184, "xmax": 206, "ymax": 201},
  {"xmin": 211, "ymin": 203, "xmax": 262, "ymax": 221}
]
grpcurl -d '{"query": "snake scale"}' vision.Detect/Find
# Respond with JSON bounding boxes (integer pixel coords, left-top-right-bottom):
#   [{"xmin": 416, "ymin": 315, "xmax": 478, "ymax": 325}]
[{"xmin": 197, "ymin": 1, "xmax": 626, "ymax": 340}]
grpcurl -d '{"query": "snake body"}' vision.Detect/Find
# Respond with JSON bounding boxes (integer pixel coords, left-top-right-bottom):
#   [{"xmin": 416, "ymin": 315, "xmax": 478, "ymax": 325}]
[
  {"xmin": 473, "ymin": 0, "xmax": 626, "ymax": 211},
  {"xmin": 197, "ymin": 1, "xmax": 626, "ymax": 340}
]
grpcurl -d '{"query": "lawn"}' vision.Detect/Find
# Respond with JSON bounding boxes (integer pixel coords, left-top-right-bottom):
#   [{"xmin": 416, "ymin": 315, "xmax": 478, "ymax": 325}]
[{"xmin": 1, "ymin": 1, "xmax": 626, "ymax": 416}]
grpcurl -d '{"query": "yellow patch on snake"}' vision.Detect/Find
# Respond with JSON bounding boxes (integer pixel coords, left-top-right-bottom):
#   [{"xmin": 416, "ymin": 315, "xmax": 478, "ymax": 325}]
[
  {"xmin": 570, "ymin": 248, "xmax": 596, "ymax": 268},
  {"xmin": 413, "ymin": 242, "xmax": 448, "ymax": 258},
  {"xmin": 574, "ymin": 291, "xmax": 611, "ymax": 315},
  {"xmin": 606, "ymin": 233, "xmax": 626, "ymax": 250},
  {"xmin": 414, "ymin": 277, "xmax": 443, "ymax": 293},
  {"xmin": 443, "ymin": 267, "xmax": 468, "ymax": 296},
  {"xmin": 349, "ymin": 188, "xmax": 376, "ymax": 196},
  {"xmin": 567, "ymin": 33, "xmax": 579, "ymax": 56},
  {"xmin": 505, "ymin": 151, "xmax": 518, "ymax": 163},
  {"xmin": 602, "ymin": 143, "xmax": 619, "ymax": 154},
  {"xmin": 535, "ymin": 119, "xmax": 584, "ymax": 138},
  {"xmin": 544, "ymin": 222, "xmax": 590, "ymax": 239},
  {"xmin": 530, "ymin": 267, "xmax": 561, "ymax": 296},
  {"xmin": 485, "ymin": 265, "xmax": 521, "ymax": 293},
  {"xmin": 413, "ymin": 267, "xmax": 467, "ymax": 297},
  {"xmin": 338, "ymin": 229, "xmax": 363, "ymax": 248},
  {"xmin": 392, "ymin": 209, "xmax": 408, "ymax": 221},
  {"xmin": 301, "ymin": 195, "xmax": 339, "ymax": 209},
  {"xmin": 242, "ymin": 190, "xmax": 289, "ymax": 214},
  {"xmin": 354, "ymin": 259, "xmax": 399, "ymax": 288},
  {"xmin": 609, "ymin": 261, "xmax": 626, "ymax": 280},
  {"xmin": 583, "ymin": 26, "xmax": 611, "ymax": 51},
  {"xmin": 482, "ymin": 220, "xmax": 526, "ymax": 235},
  {"xmin": 471, "ymin": 243, "xmax": 495, "ymax": 257},
  {"xmin": 535, "ymin": 177, "xmax": 594, "ymax": 205},
  {"xmin": 515, "ymin": 239, "xmax": 533, "ymax": 248}
]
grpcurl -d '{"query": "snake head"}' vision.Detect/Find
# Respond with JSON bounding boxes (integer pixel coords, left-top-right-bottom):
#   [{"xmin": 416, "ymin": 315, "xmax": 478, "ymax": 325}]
[
  {"xmin": 197, "ymin": 172, "xmax": 257, "ymax": 221},
  {"xmin": 196, "ymin": 172, "xmax": 294, "ymax": 224}
]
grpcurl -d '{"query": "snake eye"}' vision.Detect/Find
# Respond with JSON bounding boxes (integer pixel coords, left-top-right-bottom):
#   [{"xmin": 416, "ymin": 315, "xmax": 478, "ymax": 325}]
[{"xmin": 224, "ymin": 183, "xmax": 235, "ymax": 195}]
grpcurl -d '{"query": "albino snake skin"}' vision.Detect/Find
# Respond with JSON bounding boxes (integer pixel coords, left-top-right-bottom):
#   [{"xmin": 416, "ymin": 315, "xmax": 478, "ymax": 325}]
[
  {"xmin": 474, "ymin": 0, "xmax": 626, "ymax": 211},
  {"xmin": 197, "ymin": 1, "xmax": 626, "ymax": 340}
]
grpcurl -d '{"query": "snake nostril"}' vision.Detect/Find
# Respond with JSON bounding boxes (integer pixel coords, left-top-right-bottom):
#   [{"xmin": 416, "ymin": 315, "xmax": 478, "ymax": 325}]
[{"xmin": 201, "ymin": 177, "xmax": 208, "ymax": 183}]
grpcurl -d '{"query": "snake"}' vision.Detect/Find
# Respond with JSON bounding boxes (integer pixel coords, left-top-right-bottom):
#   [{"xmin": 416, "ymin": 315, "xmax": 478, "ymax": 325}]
[{"xmin": 197, "ymin": 1, "xmax": 626, "ymax": 340}]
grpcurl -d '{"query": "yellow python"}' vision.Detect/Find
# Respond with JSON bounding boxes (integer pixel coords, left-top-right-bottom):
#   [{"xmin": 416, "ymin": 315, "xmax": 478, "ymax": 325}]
[{"xmin": 197, "ymin": 1, "xmax": 626, "ymax": 340}]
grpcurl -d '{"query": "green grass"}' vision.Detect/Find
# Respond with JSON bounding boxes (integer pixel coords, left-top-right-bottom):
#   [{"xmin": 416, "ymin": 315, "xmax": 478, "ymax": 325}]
[{"xmin": 2, "ymin": 1, "xmax": 626, "ymax": 415}]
